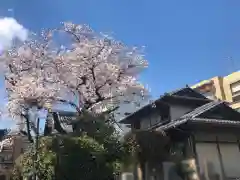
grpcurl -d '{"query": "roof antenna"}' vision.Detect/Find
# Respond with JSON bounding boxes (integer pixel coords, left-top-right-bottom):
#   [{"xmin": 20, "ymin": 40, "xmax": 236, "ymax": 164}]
[{"xmin": 228, "ymin": 56, "xmax": 236, "ymax": 73}]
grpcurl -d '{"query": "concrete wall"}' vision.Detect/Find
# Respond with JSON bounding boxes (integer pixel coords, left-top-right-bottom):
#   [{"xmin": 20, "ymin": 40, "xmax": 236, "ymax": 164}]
[
  {"xmin": 191, "ymin": 71, "xmax": 240, "ymax": 110},
  {"xmin": 223, "ymin": 71, "xmax": 240, "ymax": 110}
]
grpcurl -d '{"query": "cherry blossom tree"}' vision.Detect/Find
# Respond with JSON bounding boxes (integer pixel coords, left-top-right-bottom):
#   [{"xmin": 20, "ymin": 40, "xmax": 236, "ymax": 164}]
[{"xmin": 0, "ymin": 22, "xmax": 149, "ymax": 140}]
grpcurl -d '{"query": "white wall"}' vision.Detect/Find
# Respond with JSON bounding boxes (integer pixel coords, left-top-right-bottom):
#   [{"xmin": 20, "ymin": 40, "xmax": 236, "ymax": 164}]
[
  {"xmin": 194, "ymin": 132, "xmax": 238, "ymax": 142},
  {"xmin": 195, "ymin": 132, "xmax": 240, "ymax": 179},
  {"xmin": 195, "ymin": 143, "xmax": 223, "ymax": 180},
  {"xmin": 219, "ymin": 143, "xmax": 240, "ymax": 178},
  {"xmin": 169, "ymin": 104, "xmax": 193, "ymax": 120},
  {"xmin": 140, "ymin": 113, "xmax": 162, "ymax": 129}
]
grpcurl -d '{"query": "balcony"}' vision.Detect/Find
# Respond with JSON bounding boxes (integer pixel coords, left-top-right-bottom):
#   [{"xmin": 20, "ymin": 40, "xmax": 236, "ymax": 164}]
[
  {"xmin": 1, "ymin": 145, "xmax": 13, "ymax": 152},
  {"xmin": 232, "ymin": 92, "xmax": 240, "ymax": 103},
  {"xmin": 0, "ymin": 155, "xmax": 13, "ymax": 165},
  {"xmin": 0, "ymin": 138, "xmax": 13, "ymax": 153},
  {"xmin": 231, "ymin": 81, "xmax": 240, "ymax": 103}
]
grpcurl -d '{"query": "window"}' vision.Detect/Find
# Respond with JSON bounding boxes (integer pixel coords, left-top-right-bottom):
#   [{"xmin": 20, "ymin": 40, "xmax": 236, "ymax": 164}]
[
  {"xmin": 3, "ymin": 154, "xmax": 12, "ymax": 162},
  {"xmin": 231, "ymin": 81, "xmax": 240, "ymax": 95},
  {"xmin": 233, "ymin": 95, "xmax": 240, "ymax": 103},
  {"xmin": 231, "ymin": 81, "xmax": 240, "ymax": 102}
]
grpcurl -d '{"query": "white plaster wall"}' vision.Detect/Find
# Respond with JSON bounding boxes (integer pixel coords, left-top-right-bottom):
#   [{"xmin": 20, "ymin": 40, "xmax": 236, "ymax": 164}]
[
  {"xmin": 194, "ymin": 132, "xmax": 238, "ymax": 142},
  {"xmin": 169, "ymin": 104, "xmax": 193, "ymax": 120},
  {"xmin": 195, "ymin": 143, "xmax": 223, "ymax": 180},
  {"xmin": 140, "ymin": 113, "xmax": 162, "ymax": 129}
]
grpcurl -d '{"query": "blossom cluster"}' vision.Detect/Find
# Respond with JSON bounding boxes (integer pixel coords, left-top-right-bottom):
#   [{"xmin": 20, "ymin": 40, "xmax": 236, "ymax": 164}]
[{"xmin": 1, "ymin": 22, "xmax": 148, "ymax": 122}]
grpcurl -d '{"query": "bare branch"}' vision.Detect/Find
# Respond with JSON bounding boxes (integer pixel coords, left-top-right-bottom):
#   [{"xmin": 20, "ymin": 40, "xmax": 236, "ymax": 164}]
[
  {"xmin": 20, "ymin": 113, "xmax": 34, "ymax": 143},
  {"xmin": 55, "ymin": 98, "xmax": 81, "ymax": 114},
  {"xmin": 52, "ymin": 112, "xmax": 67, "ymax": 134}
]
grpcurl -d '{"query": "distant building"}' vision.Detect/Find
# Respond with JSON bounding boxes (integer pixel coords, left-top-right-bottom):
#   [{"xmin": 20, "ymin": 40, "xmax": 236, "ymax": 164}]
[
  {"xmin": 0, "ymin": 130, "xmax": 30, "ymax": 180},
  {"xmin": 191, "ymin": 71, "xmax": 240, "ymax": 112}
]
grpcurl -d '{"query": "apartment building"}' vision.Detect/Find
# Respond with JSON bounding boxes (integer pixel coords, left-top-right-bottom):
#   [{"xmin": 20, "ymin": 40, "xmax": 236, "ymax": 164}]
[
  {"xmin": 0, "ymin": 130, "xmax": 29, "ymax": 180},
  {"xmin": 191, "ymin": 71, "xmax": 240, "ymax": 112}
]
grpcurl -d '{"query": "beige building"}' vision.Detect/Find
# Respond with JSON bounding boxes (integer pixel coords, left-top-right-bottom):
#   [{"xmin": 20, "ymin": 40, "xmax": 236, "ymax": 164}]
[
  {"xmin": 0, "ymin": 130, "xmax": 29, "ymax": 180},
  {"xmin": 192, "ymin": 71, "xmax": 240, "ymax": 112}
]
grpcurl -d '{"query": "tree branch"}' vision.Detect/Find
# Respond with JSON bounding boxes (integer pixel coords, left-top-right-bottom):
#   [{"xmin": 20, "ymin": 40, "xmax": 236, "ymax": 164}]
[
  {"xmin": 64, "ymin": 30, "xmax": 81, "ymax": 42},
  {"xmin": 102, "ymin": 106, "xmax": 119, "ymax": 114},
  {"xmin": 44, "ymin": 117, "xmax": 53, "ymax": 136},
  {"xmin": 20, "ymin": 113, "xmax": 34, "ymax": 143},
  {"xmin": 52, "ymin": 112, "xmax": 67, "ymax": 134},
  {"xmin": 56, "ymin": 98, "xmax": 81, "ymax": 114}
]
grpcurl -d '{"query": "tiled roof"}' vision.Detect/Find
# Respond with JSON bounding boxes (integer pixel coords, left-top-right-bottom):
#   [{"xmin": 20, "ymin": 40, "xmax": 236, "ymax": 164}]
[
  {"xmin": 181, "ymin": 100, "xmax": 223, "ymax": 119},
  {"xmin": 157, "ymin": 118, "xmax": 189, "ymax": 131},
  {"xmin": 157, "ymin": 100, "xmax": 239, "ymax": 131},
  {"xmin": 192, "ymin": 117, "xmax": 240, "ymax": 125},
  {"xmin": 168, "ymin": 86, "xmax": 208, "ymax": 99},
  {"xmin": 157, "ymin": 117, "xmax": 240, "ymax": 131}
]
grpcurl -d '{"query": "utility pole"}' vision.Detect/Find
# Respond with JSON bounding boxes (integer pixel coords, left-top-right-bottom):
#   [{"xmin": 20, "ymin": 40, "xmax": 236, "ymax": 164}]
[{"xmin": 33, "ymin": 118, "xmax": 40, "ymax": 180}]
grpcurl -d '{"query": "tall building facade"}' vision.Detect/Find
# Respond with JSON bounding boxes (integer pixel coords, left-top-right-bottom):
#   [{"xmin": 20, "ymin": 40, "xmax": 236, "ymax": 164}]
[{"xmin": 191, "ymin": 71, "xmax": 240, "ymax": 112}]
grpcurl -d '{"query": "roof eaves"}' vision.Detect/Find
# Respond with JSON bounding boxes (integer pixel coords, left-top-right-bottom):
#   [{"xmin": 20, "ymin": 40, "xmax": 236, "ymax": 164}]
[
  {"xmin": 168, "ymin": 87, "xmax": 187, "ymax": 96},
  {"xmin": 192, "ymin": 117, "xmax": 240, "ymax": 125},
  {"xmin": 157, "ymin": 118, "xmax": 189, "ymax": 131},
  {"xmin": 157, "ymin": 116, "xmax": 240, "ymax": 131},
  {"xmin": 166, "ymin": 95, "xmax": 211, "ymax": 102},
  {"xmin": 119, "ymin": 97, "xmax": 166, "ymax": 124},
  {"xmin": 119, "ymin": 103, "xmax": 152, "ymax": 124}
]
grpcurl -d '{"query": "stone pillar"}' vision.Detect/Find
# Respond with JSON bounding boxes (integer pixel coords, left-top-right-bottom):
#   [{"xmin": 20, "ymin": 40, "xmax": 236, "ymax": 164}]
[
  {"xmin": 133, "ymin": 163, "xmax": 143, "ymax": 180},
  {"xmin": 180, "ymin": 135, "xmax": 200, "ymax": 180},
  {"xmin": 180, "ymin": 158, "xmax": 200, "ymax": 180}
]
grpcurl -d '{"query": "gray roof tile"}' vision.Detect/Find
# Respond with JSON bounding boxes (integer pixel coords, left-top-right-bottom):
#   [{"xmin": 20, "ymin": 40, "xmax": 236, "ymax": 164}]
[{"xmin": 181, "ymin": 100, "xmax": 223, "ymax": 119}]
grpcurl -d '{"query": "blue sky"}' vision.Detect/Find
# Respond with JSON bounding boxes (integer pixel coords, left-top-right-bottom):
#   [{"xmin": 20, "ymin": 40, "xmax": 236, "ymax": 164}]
[{"xmin": 0, "ymin": 0, "xmax": 240, "ymax": 127}]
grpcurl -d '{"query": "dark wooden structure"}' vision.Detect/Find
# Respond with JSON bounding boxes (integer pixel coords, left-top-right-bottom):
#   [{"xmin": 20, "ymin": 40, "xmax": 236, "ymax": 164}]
[
  {"xmin": 120, "ymin": 87, "xmax": 240, "ymax": 180},
  {"xmin": 44, "ymin": 110, "xmax": 77, "ymax": 135}
]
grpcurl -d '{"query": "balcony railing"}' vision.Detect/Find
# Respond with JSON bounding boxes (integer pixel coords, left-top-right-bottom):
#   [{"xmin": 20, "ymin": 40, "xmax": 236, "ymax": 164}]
[
  {"xmin": 0, "ymin": 157, "xmax": 13, "ymax": 164},
  {"xmin": 0, "ymin": 138, "xmax": 13, "ymax": 153}
]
